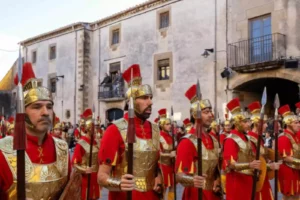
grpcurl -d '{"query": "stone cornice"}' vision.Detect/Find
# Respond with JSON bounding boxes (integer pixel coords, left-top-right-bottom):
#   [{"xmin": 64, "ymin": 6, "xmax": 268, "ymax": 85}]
[
  {"xmin": 90, "ymin": 0, "xmax": 171, "ymax": 28},
  {"xmin": 20, "ymin": 22, "xmax": 86, "ymax": 46},
  {"xmin": 20, "ymin": 0, "xmax": 172, "ymax": 46}
]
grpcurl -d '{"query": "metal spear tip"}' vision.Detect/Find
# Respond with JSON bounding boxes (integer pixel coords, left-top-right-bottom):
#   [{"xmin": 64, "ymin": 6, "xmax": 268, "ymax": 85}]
[
  {"xmin": 274, "ymin": 93, "xmax": 280, "ymax": 109},
  {"xmin": 261, "ymin": 87, "xmax": 267, "ymax": 106},
  {"xmin": 196, "ymin": 79, "xmax": 202, "ymax": 100},
  {"xmin": 171, "ymin": 106, "xmax": 174, "ymax": 116}
]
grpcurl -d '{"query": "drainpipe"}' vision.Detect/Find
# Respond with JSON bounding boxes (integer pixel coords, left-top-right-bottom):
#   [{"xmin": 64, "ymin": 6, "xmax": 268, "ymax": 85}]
[
  {"xmin": 226, "ymin": 0, "xmax": 229, "ymax": 103},
  {"xmin": 74, "ymin": 26, "xmax": 78, "ymax": 125},
  {"xmin": 98, "ymin": 28, "xmax": 101, "ymax": 118},
  {"xmin": 214, "ymin": 0, "xmax": 218, "ymax": 114}
]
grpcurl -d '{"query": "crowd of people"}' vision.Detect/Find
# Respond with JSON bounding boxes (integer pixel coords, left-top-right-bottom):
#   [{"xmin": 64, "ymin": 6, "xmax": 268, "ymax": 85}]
[{"xmin": 1, "ymin": 62, "xmax": 300, "ymax": 200}]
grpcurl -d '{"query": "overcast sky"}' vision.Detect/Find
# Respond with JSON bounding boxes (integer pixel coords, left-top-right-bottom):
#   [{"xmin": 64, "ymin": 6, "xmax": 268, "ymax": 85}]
[{"xmin": 0, "ymin": 0, "xmax": 146, "ymax": 80}]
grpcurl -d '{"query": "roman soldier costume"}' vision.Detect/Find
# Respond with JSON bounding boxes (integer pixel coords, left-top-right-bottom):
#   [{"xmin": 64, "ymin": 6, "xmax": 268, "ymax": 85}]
[
  {"xmin": 209, "ymin": 116, "xmax": 219, "ymax": 142},
  {"xmin": 157, "ymin": 108, "xmax": 175, "ymax": 200},
  {"xmin": 278, "ymin": 105, "xmax": 300, "ymax": 197},
  {"xmin": 295, "ymin": 102, "xmax": 300, "ymax": 141},
  {"xmin": 5, "ymin": 117, "xmax": 14, "ymax": 136},
  {"xmin": 72, "ymin": 108, "xmax": 100, "ymax": 200},
  {"xmin": 220, "ymin": 114, "xmax": 230, "ymax": 146},
  {"xmin": 222, "ymin": 98, "xmax": 255, "ymax": 200},
  {"xmin": 247, "ymin": 101, "xmax": 274, "ymax": 200},
  {"xmin": 52, "ymin": 116, "xmax": 63, "ymax": 139},
  {"xmin": 0, "ymin": 62, "xmax": 70, "ymax": 200},
  {"xmin": 74, "ymin": 115, "xmax": 86, "ymax": 141},
  {"xmin": 175, "ymin": 84, "xmax": 221, "ymax": 200},
  {"xmin": 98, "ymin": 64, "xmax": 161, "ymax": 200},
  {"xmin": 183, "ymin": 118, "xmax": 193, "ymax": 133}
]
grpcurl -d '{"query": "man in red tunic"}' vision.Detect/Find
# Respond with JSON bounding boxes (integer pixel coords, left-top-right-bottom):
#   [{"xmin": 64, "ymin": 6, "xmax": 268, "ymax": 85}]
[
  {"xmin": 157, "ymin": 108, "xmax": 176, "ymax": 200},
  {"xmin": 74, "ymin": 115, "xmax": 86, "ymax": 141},
  {"xmin": 0, "ymin": 62, "xmax": 70, "ymax": 200},
  {"xmin": 219, "ymin": 113, "xmax": 231, "ymax": 146},
  {"xmin": 222, "ymin": 98, "xmax": 261, "ymax": 200},
  {"xmin": 97, "ymin": 64, "xmax": 162, "ymax": 200},
  {"xmin": 247, "ymin": 101, "xmax": 280, "ymax": 200},
  {"xmin": 72, "ymin": 108, "xmax": 100, "ymax": 200},
  {"xmin": 176, "ymin": 84, "xmax": 221, "ymax": 200},
  {"xmin": 278, "ymin": 104, "xmax": 300, "ymax": 199},
  {"xmin": 295, "ymin": 102, "xmax": 300, "ymax": 142},
  {"xmin": 209, "ymin": 116, "xmax": 220, "ymax": 142}
]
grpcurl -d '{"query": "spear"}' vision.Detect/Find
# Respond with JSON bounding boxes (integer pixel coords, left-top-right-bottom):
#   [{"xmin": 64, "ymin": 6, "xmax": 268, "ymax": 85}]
[
  {"xmin": 273, "ymin": 94, "xmax": 280, "ymax": 200},
  {"xmin": 86, "ymin": 105, "xmax": 95, "ymax": 200},
  {"xmin": 196, "ymin": 80, "xmax": 203, "ymax": 200},
  {"xmin": 13, "ymin": 46, "xmax": 26, "ymax": 200},
  {"xmin": 126, "ymin": 68, "xmax": 136, "ymax": 200},
  {"xmin": 1, "ymin": 107, "xmax": 5, "ymax": 137},
  {"xmin": 171, "ymin": 106, "xmax": 177, "ymax": 200},
  {"xmin": 251, "ymin": 87, "xmax": 267, "ymax": 200},
  {"xmin": 217, "ymin": 112, "xmax": 221, "ymax": 147}
]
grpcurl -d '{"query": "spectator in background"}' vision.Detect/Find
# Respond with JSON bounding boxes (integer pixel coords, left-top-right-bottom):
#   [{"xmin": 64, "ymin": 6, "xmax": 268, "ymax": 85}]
[
  {"xmin": 264, "ymin": 130, "xmax": 273, "ymax": 148},
  {"xmin": 101, "ymin": 73, "xmax": 112, "ymax": 98},
  {"xmin": 112, "ymin": 70, "xmax": 124, "ymax": 97}
]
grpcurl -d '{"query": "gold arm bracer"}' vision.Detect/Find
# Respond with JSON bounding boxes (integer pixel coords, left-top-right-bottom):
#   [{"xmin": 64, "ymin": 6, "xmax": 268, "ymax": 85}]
[
  {"xmin": 73, "ymin": 164, "xmax": 87, "ymax": 173},
  {"xmin": 232, "ymin": 162, "xmax": 250, "ymax": 171},
  {"xmin": 291, "ymin": 157, "xmax": 300, "ymax": 164},
  {"xmin": 176, "ymin": 174, "xmax": 194, "ymax": 187},
  {"xmin": 104, "ymin": 178, "xmax": 122, "ymax": 191}
]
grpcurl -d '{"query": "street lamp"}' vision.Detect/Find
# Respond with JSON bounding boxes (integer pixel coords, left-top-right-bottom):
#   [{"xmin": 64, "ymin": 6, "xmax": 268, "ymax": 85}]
[{"xmin": 201, "ymin": 48, "xmax": 214, "ymax": 58}]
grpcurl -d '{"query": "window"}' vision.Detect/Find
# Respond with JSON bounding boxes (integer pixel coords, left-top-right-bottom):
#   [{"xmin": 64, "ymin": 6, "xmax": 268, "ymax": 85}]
[
  {"xmin": 50, "ymin": 78, "xmax": 56, "ymax": 93},
  {"xmin": 32, "ymin": 51, "xmax": 37, "ymax": 64},
  {"xmin": 249, "ymin": 15, "xmax": 272, "ymax": 63},
  {"xmin": 112, "ymin": 29, "xmax": 120, "ymax": 45},
  {"xmin": 158, "ymin": 59, "xmax": 170, "ymax": 80},
  {"xmin": 160, "ymin": 11, "xmax": 169, "ymax": 29},
  {"xmin": 49, "ymin": 45, "xmax": 56, "ymax": 60}
]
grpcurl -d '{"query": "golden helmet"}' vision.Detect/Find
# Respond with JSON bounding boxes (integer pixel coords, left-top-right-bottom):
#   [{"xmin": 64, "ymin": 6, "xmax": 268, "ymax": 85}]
[
  {"xmin": 185, "ymin": 84, "xmax": 211, "ymax": 119},
  {"xmin": 279, "ymin": 104, "xmax": 298, "ymax": 126}
]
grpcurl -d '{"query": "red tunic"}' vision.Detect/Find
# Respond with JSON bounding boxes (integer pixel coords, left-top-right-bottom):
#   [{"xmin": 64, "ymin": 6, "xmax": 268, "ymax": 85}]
[
  {"xmin": 223, "ymin": 129, "xmax": 253, "ymax": 200},
  {"xmin": 72, "ymin": 136, "xmax": 100, "ymax": 200},
  {"xmin": 209, "ymin": 131, "xmax": 218, "ymax": 142},
  {"xmin": 98, "ymin": 113, "xmax": 160, "ymax": 200},
  {"xmin": 278, "ymin": 129, "xmax": 300, "ymax": 196},
  {"xmin": 219, "ymin": 132, "xmax": 229, "ymax": 146},
  {"xmin": 0, "ymin": 134, "xmax": 71, "ymax": 200},
  {"xmin": 248, "ymin": 131, "xmax": 273, "ymax": 200},
  {"xmin": 176, "ymin": 127, "xmax": 221, "ymax": 200},
  {"xmin": 159, "ymin": 131, "xmax": 174, "ymax": 187},
  {"xmin": 74, "ymin": 127, "xmax": 85, "ymax": 139}
]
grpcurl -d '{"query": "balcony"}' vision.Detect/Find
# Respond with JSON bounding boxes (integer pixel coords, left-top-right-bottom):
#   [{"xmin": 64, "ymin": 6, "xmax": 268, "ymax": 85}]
[
  {"xmin": 98, "ymin": 82, "xmax": 125, "ymax": 102},
  {"xmin": 228, "ymin": 33, "xmax": 286, "ymax": 73}
]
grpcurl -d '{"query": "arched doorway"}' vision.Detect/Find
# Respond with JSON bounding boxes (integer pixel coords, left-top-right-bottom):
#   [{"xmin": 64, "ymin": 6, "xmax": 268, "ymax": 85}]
[
  {"xmin": 106, "ymin": 108, "xmax": 124, "ymax": 122},
  {"xmin": 233, "ymin": 78, "xmax": 299, "ymax": 116}
]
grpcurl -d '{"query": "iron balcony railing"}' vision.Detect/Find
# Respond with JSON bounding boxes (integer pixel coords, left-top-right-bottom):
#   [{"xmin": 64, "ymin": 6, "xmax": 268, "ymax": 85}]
[
  {"xmin": 228, "ymin": 33, "xmax": 286, "ymax": 69},
  {"xmin": 98, "ymin": 82, "xmax": 125, "ymax": 100}
]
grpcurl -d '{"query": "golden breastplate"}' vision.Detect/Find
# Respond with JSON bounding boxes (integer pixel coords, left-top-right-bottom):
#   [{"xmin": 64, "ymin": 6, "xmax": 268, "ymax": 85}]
[
  {"xmin": 280, "ymin": 133, "xmax": 300, "ymax": 169},
  {"xmin": 77, "ymin": 139, "xmax": 99, "ymax": 172},
  {"xmin": 0, "ymin": 136, "xmax": 69, "ymax": 200},
  {"xmin": 112, "ymin": 118, "xmax": 160, "ymax": 192},
  {"xmin": 159, "ymin": 134, "xmax": 173, "ymax": 166},
  {"xmin": 182, "ymin": 134, "xmax": 219, "ymax": 190},
  {"xmin": 227, "ymin": 134, "xmax": 254, "ymax": 175},
  {"xmin": 248, "ymin": 135, "xmax": 266, "ymax": 157}
]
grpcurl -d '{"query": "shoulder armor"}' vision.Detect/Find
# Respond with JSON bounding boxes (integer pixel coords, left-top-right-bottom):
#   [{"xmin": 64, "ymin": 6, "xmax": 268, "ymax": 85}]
[
  {"xmin": 113, "ymin": 118, "xmax": 128, "ymax": 131},
  {"xmin": 53, "ymin": 137, "xmax": 69, "ymax": 151},
  {"xmin": 0, "ymin": 136, "xmax": 14, "ymax": 154}
]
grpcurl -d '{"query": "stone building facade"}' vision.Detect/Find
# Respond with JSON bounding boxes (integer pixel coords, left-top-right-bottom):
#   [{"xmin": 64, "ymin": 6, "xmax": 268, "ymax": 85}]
[{"xmin": 10, "ymin": 0, "xmax": 300, "ymax": 124}]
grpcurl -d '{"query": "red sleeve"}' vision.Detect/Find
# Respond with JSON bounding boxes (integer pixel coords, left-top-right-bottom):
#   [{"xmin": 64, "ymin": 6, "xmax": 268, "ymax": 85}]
[
  {"xmin": 278, "ymin": 136, "xmax": 292, "ymax": 156},
  {"xmin": 98, "ymin": 124, "xmax": 124, "ymax": 166},
  {"xmin": 175, "ymin": 139, "xmax": 197, "ymax": 174},
  {"xmin": 220, "ymin": 134, "xmax": 226, "ymax": 146},
  {"xmin": 0, "ymin": 151, "xmax": 13, "ymax": 199},
  {"xmin": 74, "ymin": 129, "xmax": 79, "ymax": 137},
  {"xmin": 222, "ymin": 138, "xmax": 239, "ymax": 169},
  {"xmin": 72, "ymin": 143, "xmax": 85, "ymax": 164}
]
